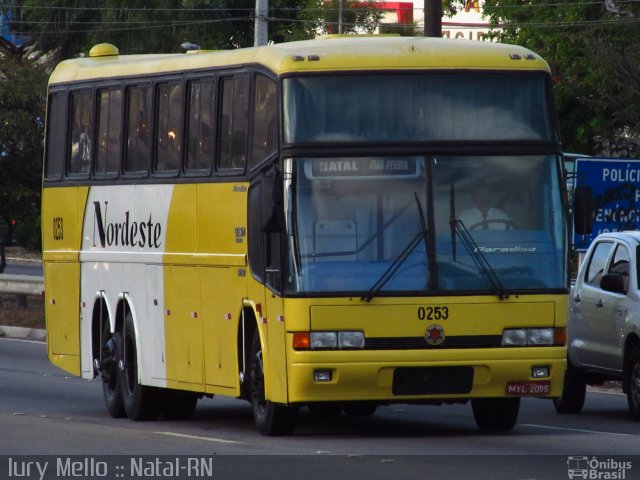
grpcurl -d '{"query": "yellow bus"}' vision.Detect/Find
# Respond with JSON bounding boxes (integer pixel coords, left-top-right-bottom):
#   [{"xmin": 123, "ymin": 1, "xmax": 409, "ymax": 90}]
[{"xmin": 42, "ymin": 37, "xmax": 569, "ymax": 435}]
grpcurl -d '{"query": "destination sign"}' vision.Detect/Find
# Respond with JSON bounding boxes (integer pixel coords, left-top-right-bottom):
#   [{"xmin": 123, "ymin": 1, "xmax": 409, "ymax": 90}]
[{"xmin": 309, "ymin": 157, "xmax": 419, "ymax": 179}]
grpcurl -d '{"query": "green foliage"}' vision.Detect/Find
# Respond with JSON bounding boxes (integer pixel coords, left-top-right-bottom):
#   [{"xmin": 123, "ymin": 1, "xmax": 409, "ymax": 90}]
[
  {"xmin": 0, "ymin": 56, "xmax": 47, "ymax": 250},
  {"xmin": 13, "ymin": 215, "xmax": 42, "ymax": 251},
  {"xmin": 480, "ymin": 0, "xmax": 640, "ymax": 156}
]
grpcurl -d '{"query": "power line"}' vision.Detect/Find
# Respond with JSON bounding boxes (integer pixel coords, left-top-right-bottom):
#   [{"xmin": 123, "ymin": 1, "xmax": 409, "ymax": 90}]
[{"xmin": 9, "ymin": 17, "xmax": 252, "ymax": 36}]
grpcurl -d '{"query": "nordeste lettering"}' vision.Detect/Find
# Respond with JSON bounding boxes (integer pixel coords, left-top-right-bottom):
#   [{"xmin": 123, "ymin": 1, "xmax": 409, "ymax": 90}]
[{"xmin": 93, "ymin": 201, "xmax": 162, "ymax": 249}]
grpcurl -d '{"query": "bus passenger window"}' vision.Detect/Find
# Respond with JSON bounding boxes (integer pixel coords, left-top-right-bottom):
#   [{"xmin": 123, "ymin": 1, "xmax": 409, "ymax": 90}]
[
  {"xmin": 45, "ymin": 92, "xmax": 67, "ymax": 180},
  {"xmin": 252, "ymin": 74, "xmax": 277, "ymax": 167},
  {"xmin": 125, "ymin": 86, "xmax": 151, "ymax": 174},
  {"xmin": 68, "ymin": 91, "xmax": 93, "ymax": 176},
  {"xmin": 156, "ymin": 83, "xmax": 183, "ymax": 173},
  {"xmin": 186, "ymin": 79, "xmax": 215, "ymax": 172},
  {"xmin": 96, "ymin": 88, "xmax": 122, "ymax": 175},
  {"xmin": 218, "ymin": 76, "xmax": 248, "ymax": 172}
]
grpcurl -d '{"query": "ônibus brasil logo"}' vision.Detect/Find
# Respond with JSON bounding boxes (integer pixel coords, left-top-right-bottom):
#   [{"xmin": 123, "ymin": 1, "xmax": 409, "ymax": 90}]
[
  {"xmin": 92, "ymin": 201, "xmax": 163, "ymax": 249},
  {"xmin": 567, "ymin": 456, "xmax": 632, "ymax": 480}
]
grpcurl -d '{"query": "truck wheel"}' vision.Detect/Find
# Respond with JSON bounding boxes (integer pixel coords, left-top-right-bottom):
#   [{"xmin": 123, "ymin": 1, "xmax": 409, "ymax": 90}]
[
  {"xmin": 553, "ymin": 360, "xmax": 586, "ymax": 414},
  {"xmin": 626, "ymin": 347, "xmax": 640, "ymax": 421},
  {"xmin": 471, "ymin": 398, "xmax": 520, "ymax": 432},
  {"xmin": 249, "ymin": 332, "xmax": 298, "ymax": 435}
]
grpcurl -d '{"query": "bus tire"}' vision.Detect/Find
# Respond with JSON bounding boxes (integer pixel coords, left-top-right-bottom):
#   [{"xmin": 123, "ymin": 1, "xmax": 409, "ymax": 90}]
[
  {"xmin": 625, "ymin": 347, "xmax": 640, "ymax": 421},
  {"xmin": 159, "ymin": 389, "xmax": 199, "ymax": 420},
  {"xmin": 249, "ymin": 332, "xmax": 298, "ymax": 436},
  {"xmin": 553, "ymin": 360, "xmax": 586, "ymax": 414},
  {"xmin": 100, "ymin": 325, "xmax": 125, "ymax": 418},
  {"xmin": 471, "ymin": 397, "xmax": 520, "ymax": 432},
  {"xmin": 119, "ymin": 311, "xmax": 159, "ymax": 421}
]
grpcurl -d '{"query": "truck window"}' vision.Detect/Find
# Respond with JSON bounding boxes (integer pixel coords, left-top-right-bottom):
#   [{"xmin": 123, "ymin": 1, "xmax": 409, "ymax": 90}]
[{"xmin": 585, "ymin": 241, "xmax": 614, "ymax": 287}]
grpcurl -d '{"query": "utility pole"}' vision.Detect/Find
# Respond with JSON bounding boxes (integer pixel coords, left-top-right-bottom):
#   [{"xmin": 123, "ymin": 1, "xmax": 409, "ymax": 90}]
[
  {"xmin": 424, "ymin": 0, "xmax": 442, "ymax": 37},
  {"xmin": 255, "ymin": 0, "xmax": 268, "ymax": 47},
  {"xmin": 338, "ymin": 0, "xmax": 344, "ymax": 34}
]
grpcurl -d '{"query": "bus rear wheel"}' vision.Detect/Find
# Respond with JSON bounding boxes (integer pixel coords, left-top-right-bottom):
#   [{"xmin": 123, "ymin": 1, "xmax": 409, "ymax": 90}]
[
  {"xmin": 471, "ymin": 397, "xmax": 520, "ymax": 432},
  {"xmin": 249, "ymin": 332, "xmax": 298, "ymax": 436},
  {"xmin": 119, "ymin": 312, "xmax": 159, "ymax": 421},
  {"xmin": 100, "ymin": 324, "xmax": 125, "ymax": 418}
]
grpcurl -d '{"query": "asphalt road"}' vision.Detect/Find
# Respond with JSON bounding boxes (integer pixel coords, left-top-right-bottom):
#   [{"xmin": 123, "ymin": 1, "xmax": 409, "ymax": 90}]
[
  {"xmin": 1, "ymin": 261, "xmax": 42, "ymax": 277},
  {"xmin": 1, "ymin": 337, "xmax": 639, "ymax": 480}
]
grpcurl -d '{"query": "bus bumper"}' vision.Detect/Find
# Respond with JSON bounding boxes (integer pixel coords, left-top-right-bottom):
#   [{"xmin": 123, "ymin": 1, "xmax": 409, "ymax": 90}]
[{"xmin": 285, "ymin": 348, "xmax": 566, "ymax": 403}]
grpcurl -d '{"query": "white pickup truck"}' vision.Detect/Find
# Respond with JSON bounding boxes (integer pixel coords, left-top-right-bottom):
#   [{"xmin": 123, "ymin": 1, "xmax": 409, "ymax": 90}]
[{"xmin": 554, "ymin": 231, "xmax": 640, "ymax": 420}]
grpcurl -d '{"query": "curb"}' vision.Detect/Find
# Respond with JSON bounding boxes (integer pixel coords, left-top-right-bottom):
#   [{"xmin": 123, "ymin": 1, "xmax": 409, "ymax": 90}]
[{"xmin": 0, "ymin": 325, "xmax": 46, "ymax": 342}]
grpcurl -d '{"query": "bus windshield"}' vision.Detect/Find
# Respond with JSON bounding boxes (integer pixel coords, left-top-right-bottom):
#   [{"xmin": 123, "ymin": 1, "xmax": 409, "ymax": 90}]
[
  {"xmin": 283, "ymin": 73, "xmax": 554, "ymax": 144},
  {"xmin": 285, "ymin": 155, "xmax": 567, "ymax": 295}
]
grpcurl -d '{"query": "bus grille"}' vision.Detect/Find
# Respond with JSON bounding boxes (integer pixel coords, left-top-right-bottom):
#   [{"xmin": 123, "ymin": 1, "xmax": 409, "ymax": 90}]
[{"xmin": 365, "ymin": 335, "xmax": 503, "ymax": 350}]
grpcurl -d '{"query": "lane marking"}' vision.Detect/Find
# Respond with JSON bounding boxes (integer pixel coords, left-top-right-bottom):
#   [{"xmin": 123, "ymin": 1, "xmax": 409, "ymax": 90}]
[
  {"xmin": 587, "ymin": 386, "xmax": 625, "ymax": 397},
  {"xmin": 155, "ymin": 431, "xmax": 242, "ymax": 444},
  {"xmin": 521, "ymin": 424, "xmax": 634, "ymax": 437}
]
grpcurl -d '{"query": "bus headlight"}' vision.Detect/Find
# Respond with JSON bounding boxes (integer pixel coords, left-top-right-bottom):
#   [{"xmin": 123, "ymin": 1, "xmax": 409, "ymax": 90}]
[
  {"xmin": 294, "ymin": 331, "xmax": 366, "ymax": 350},
  {"xmin": 527, "ymin": 328, "xmax": 554, "ymax": 346},
  {"xmin": 502, "ymin": 328, "xmax": 562, "ymax": 346},
  {"xmin": 338, "ymin": 331, "xmax": 365, "ymax": 349},
  {"xmin": 310, "ymin": 332, "xmax": 337, "ymax": 349},
  {"xmin": 502, "ymin": 328, "xmax": 527, "ymax": 346}
]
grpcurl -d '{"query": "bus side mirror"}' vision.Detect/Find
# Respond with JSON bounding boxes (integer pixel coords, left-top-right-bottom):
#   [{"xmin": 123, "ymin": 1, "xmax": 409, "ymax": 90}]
[
  {"xmin": 573, "ymin": 186, "xmax": 593, "ymax": 235},
  {"xmin": 261, "ymin": 168, "xmax": 284, "ymax": 233}
]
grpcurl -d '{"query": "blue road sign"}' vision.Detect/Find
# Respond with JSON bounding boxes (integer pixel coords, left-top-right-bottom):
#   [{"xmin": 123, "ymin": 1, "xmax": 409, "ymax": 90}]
[{"xmin": 574, "ymin": 158, "xmax": 640, "ymax": 251}]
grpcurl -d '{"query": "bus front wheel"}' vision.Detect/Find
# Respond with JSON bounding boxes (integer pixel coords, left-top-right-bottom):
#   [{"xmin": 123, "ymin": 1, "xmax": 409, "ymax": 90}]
[
  {"xmin": 249, "ymin": 332, "xmax": 298, "ymax": 436},
  {"xmin": 553, "ymin": 360, "xmax": 586, "ymax": 414},
  {"xmin": 471, "ymin": 397, "xmax": 520, "ymax": 432}
]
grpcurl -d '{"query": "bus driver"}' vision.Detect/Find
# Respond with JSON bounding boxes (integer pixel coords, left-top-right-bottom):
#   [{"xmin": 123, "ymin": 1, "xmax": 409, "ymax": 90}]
[{"xmin": 460, "ymin": 186, "xmax": 513, "ymax": 230}]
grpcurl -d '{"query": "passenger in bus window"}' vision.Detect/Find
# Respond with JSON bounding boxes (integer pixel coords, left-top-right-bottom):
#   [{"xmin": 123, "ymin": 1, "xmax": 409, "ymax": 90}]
[
  {"xmin": 459, "ymin": 186, "xmax": 512, "ymax": 230},
  {"xmin": 70, "ymin": 125, "xmax": 91, "ymax": 174}
]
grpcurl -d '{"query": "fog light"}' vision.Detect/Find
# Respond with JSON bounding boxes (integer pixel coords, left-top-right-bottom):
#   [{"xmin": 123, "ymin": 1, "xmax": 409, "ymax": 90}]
[
  {"xmin": 532, "ymin": 366, "xmax": 549, "ymax": 378},
  {"xmin": 314, "ymin": 370, "xmax": 332, "ymax": 382}
]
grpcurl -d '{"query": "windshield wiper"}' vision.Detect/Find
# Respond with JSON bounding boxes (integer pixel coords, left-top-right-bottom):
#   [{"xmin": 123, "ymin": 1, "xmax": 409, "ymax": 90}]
[
  {"xmin": 362, "ymin": 193, "xmax": 429, "ymax": 302},
  {"xmin": 449, "ymin": 219, "xmax": 507, "ymax": 300},
  {"xmin": 449, "ymin": 183, "xmax": 507, "ymax": 300}
]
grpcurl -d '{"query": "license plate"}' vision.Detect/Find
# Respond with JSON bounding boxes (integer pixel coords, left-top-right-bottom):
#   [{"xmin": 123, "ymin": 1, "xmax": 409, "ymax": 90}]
[{"xmin": 505, "ymin": 380, "xmax": 550, "ymax": 396}]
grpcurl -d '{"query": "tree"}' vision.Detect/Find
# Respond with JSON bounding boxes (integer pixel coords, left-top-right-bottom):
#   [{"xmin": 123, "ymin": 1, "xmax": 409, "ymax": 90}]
[
  {"xmin": 0, "ymin": 54, "xmax": 47, "ymax": 250},
  {"xmin": 479, "ymin": 0, "xmax": 640, "ymax": 157}
]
